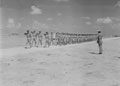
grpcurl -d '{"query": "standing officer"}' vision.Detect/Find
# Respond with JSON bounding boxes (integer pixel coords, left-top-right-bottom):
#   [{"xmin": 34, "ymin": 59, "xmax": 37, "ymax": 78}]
[{"xmin": 97, "ymin": 31, "xmax": 103, "ymax": 54}]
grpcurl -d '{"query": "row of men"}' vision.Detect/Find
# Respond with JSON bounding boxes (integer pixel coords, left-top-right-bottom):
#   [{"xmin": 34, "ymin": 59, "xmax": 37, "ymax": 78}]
[{"xmin": 24, "ymin": 30, "xmax": 97, "ymax": 48}]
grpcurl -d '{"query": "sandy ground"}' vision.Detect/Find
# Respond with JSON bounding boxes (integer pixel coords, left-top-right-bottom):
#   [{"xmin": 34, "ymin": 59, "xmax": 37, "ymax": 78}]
[{"xmin": 0, "ymin": 37, "xmax": 120, "ymax": 86}]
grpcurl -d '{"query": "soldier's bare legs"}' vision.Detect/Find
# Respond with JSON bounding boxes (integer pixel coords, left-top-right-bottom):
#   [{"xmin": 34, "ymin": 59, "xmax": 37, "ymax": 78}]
[
  {"xmin": 38, "ymin": 39, "xmax": 42, "ymax": 47},
  {"xmin": 31, "ymin": 39, "xmax": 37, "ymax": 47},
  {"xmin": 25, "ymin": 39, "xmax": 31, "ymax": 49}
]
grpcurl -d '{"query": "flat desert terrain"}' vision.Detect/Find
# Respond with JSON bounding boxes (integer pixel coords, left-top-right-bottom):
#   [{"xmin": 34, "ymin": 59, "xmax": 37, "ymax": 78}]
[{"xmin": 0, "ymin": 37, "xmax": 120, "ymax": 86}]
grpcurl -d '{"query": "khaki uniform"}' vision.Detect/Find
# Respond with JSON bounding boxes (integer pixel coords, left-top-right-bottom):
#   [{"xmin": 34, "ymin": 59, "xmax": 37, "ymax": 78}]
[
  {"xmin": 38, "ymin": 32, "xmax": 43, "ymax": 47},
  {"xmin": 24, "ymin": 32, "xmax": 32, "ymax": 48},
  {"xmin": 97, "ymin": 34, "xmax": 103, "ymax": 54}
]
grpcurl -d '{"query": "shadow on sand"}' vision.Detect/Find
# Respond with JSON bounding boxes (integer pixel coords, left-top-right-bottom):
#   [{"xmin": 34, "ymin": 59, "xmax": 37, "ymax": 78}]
[{"xmin": 89, "ymin": 52, "xmax": 99, "ymax": 55}]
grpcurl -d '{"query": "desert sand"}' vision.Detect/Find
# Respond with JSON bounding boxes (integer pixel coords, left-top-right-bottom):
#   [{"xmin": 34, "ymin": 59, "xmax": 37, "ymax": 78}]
[{"xmin": 0, "ymin": 37, "xmax": 120, "ymax": 86}]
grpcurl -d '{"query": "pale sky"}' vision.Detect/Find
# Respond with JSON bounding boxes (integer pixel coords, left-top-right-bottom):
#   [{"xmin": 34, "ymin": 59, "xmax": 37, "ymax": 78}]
[{"xmin": 1, "ymin": 0, "xmax": 120, "ymax": 36}]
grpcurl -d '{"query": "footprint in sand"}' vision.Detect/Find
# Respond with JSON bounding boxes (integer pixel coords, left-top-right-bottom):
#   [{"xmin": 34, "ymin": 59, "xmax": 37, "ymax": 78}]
[
  {"xmin": 47, "ymin": 54, "xmax": 51, "ymax": 56},
  {"xmin": 10, "ymin": 59, "xmax": 14, "ymax": 61},
  {"xmin": 85, "ymin": 71, "xmax": 105, "ymax": 79},
  {"xmin": 17, "ymin": 57, "xmax": 35, "ymax": 63},
  {"xmin": 52, "ymin": 62, "xmax": 58, "ymax": 64},
  {"xmin": 66, "ymin": 53, "xmax": 71, "ymax": 56},
  {"xmin": 117, "ymin": 57, "xmax": 120, "ymax": 59},
  {"xmin": 39, "ymin": 61, "xmax": 49, "ymax": 66},
  {"xmin": 84, "ymin": 63, "xmax": 93, "ymax": 66},
  {"xmin": 112, "ymin": 84, "xmax": 119, "ymax": 86},
  {"xmin": 22, "ymin": 80, "xmax": 35, "ymax": 85},
  {"xmin": 1, "ymin": 62, "xmax": 11, "ymax": 67}
]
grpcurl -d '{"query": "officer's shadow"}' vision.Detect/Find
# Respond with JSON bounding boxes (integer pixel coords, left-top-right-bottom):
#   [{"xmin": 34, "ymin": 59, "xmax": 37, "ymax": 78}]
[{"xmin": 89, "ymin": 52, "xmax": 99, "ymax": 55}]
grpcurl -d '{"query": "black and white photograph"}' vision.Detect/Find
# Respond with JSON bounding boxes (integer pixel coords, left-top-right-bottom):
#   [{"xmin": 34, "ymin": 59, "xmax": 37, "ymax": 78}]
[{"xmin": 0, "ymin": 0, "xmax": 120, "ymax": 86}]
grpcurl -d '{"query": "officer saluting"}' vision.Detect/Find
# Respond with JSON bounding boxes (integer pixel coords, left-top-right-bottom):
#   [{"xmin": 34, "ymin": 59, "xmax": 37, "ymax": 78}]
[{"xmin": 97, "ymin": 31, "xmax": 103, "ymax": 54}]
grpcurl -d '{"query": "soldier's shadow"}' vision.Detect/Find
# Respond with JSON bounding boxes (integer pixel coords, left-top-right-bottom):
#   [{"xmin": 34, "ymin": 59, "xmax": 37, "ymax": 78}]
[
  {"xmin": 89, "ymin": 52, "xmax": 99, "ymax": 55},
  {"xmin": 24, "ymin": 47, "xmax": 31, "ymax": 49}
]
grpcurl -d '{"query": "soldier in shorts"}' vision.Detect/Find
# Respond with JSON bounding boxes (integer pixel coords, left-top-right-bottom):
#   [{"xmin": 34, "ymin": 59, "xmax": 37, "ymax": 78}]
[
  {"xmin": 37, "ymin": 31, "xmax": 43, "ymax": 47},
  {"xmin": 44, "ymin": 32, "xmax": 50, "ymax": 48},
  {"xmin": 56, "ymin": 32, "xmax": 59, "ymax": 46},
  {"xmin": 24, "ymin": 30, "xmax": 32, "ymax": 48},
  {"xmin": 50, "ymin": 32, "xmax": 53, "ymax": 46},
  {"xmin": 31, "ymin": 30, "xmax": 37, "ymax": 47},
  {"xmin": 52, "ymin": 32, "xmax": 56, "ymax": 46},
  {"xmin": 97, "ymin": 31, "xmax": 103, "ymax": 54}
]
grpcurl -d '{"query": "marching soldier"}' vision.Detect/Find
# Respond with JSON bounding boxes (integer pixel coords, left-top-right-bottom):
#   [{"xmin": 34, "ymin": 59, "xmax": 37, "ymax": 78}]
[
  {"xmin": 56, "ymin": 32, "xmax": 60, "ymax": 46},
  {"xmin": 37, "ymin": 31, "xmax": 43, "ymax": 47},
  {"xmin": 24, "ymin": 30, "xmax": 32, "ymax": 48},
  {"xmin": 44, "ymin": 32, "xmax": 50, "ymax": 48},
  {"xmin": 31, "ymin": 30, "xmax": 37, "ymax": 47},
  {"xmin": 50, "ymin": 32, "xmax": 53, "ymax": 46},
  {"xmin": 54, "ymin": 32, "xmax": 58, "ymax": 46},
  {"xmin": 52, "ymin": 32, "xmax": 56, "ymax": 46}
]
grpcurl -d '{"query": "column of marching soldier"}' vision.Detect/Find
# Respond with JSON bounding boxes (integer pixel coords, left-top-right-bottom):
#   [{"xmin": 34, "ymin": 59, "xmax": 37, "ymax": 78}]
[{"xmin": 24, "ymin": 30, "xmax": 97, "ymax": 48}]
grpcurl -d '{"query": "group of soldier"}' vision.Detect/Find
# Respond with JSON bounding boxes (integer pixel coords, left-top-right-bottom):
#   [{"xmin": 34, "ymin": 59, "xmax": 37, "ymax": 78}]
[{"xmin": 24, "ymin": 30, "xmax": 97, "ymax": 48}]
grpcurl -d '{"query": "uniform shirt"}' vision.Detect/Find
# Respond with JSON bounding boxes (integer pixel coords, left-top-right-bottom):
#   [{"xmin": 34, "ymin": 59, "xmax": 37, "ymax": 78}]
[
  {"xmin": 26, "ymin": 33, "xmax": 31, "ymax": 40},
  {"xmin": 97, "ymin": 34, "xmax": 102, "ymax": 44},
  {"xmin": 38, "ymin": 33, "xmax": 42, "ymax": 40}
]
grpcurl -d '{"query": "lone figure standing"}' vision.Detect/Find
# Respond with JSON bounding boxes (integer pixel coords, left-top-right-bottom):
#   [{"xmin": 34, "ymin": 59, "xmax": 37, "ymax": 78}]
[{"xmin": 97, "ymin": 31, "xmax": 103, "ymax": 54}]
